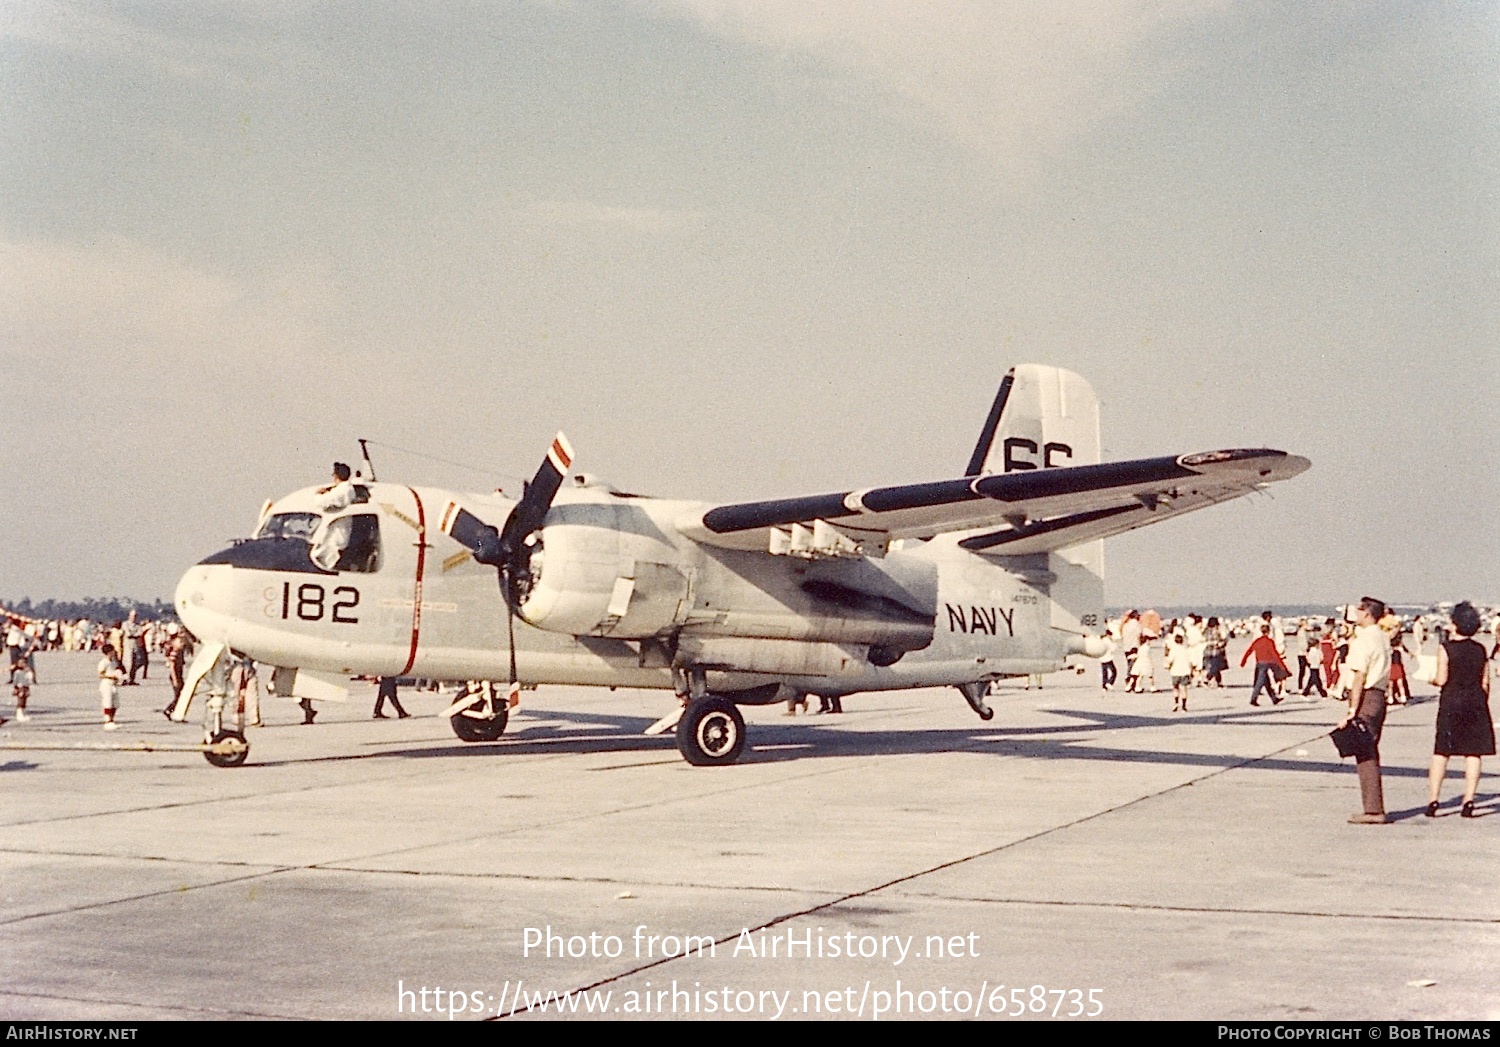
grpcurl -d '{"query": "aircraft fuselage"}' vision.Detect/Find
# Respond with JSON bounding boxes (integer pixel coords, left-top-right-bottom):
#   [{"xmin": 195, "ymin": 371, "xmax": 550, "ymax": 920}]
[{"xmin": 176, "ymin": 481, "xmax": 1098, "ymax": 700}]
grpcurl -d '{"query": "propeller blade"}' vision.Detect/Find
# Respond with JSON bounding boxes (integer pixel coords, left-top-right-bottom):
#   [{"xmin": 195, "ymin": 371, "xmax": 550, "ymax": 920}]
[
  {"xmin": 499, "ymin": 432, "xmax": 573, "ymax": 554},
  {"xmin": 437, "ymin": 433, "xmax": 573, "ymax": 568},
  {"xmin": 438, "ymin": 502, "xmax": 505, "ymax": 566},
  {"xmin": 439, "ymin": 434, "xmax": 574, "ymax": 701}
]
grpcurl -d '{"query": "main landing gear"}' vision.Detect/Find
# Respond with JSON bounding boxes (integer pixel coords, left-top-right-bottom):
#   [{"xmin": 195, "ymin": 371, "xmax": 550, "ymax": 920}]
[
  {"xmin": 447, "ymin": 685, "xmax": 510, "ymax": 743},
  {"xmin": 451, "ymin": 706, "xmax": 508, "ymax": 743},
  {"xmin": 675, "ymin": 696, "xmax": 746, "ymax": 766}
]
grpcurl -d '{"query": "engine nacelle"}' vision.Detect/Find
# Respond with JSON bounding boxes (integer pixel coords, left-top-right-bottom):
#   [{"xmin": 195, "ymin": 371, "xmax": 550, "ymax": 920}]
[
  {"xmin": 515, "ymin": 509, "xmax": 691, "ymax": 638},
  {"xmin": 514, "ymin": 503, "xmax": 942, "ymax": 651}
]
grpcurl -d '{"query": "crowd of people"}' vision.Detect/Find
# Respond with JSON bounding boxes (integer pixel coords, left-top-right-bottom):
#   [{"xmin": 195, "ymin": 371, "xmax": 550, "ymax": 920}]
[
  {"xmin": 1096, "ymin": 607, "xmax": 1499, "ymax": 709},
  {"xmin": 3, "ymin": 609, "xmax": 198, "ymax": 729},
  {"xmin": 0, "ymin": 608, "xmax": 425, "ymax": 730},
  {"xmin": 1097, "ymin": 601, "xmax": 1498, "ymax": 824}
]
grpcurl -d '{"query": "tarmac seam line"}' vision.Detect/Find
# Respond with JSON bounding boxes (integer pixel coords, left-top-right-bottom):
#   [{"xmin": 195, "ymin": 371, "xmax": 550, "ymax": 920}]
[
  {"xmin": 0, "ymin": 865, "xmax": 294, "ymax": 928},
  {"xmin": 0, "ymin": 845, "xmax": 301, "ymax": 871},
  {"xmin": 298, "ymin": 756, "xmax": 865, "ymax": 870},
  {"xmin": 885, "ymin": 892, "xmax": 1500, "ymax": 925},
  {"xmin": 0, "ymin": 989, "xmax": 308, "ymax": 1021},
  {"xmin": 303, "ymin": 863, "xmax": 835, "ymax": 895}
]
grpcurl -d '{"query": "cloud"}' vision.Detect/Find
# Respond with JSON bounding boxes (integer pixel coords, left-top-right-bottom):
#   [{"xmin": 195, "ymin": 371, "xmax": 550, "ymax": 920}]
[
  {"xmin": 645, "ymin": 0, "xmax": 1222, "ymax": 167},
  {"xmin": 1, "ymin": 0, "xmax": 219, "ymax": 80},
  {"xmin": 0, "ymin": 238, "xmax": 329, "ymax": 366}
]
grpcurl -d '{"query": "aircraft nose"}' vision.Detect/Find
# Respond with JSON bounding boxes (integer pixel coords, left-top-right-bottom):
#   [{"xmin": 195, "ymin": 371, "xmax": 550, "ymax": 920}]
[{"xmin": 175, "ymin": 562, "xmax": 235, "ymax": 644}]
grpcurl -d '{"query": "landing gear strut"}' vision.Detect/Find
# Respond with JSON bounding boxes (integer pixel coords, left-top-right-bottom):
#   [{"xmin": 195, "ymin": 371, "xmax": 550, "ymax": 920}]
[
  {"xmin": 675, "ymin": 696, "xmax": 746, "ymax": 766},
  {"xmin": 201, "ymin": 655, "xmax": 251, "ymax": 766}
]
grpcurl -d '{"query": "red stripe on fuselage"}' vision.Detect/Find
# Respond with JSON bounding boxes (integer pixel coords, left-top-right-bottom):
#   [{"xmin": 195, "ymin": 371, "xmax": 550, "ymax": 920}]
[{"xmin": 400, "ymin": 487, "xmax": 426, "ymax": 676}]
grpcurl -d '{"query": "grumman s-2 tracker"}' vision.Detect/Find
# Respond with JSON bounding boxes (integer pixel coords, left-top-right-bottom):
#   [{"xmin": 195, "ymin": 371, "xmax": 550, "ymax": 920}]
[{"xmin": 174, "ymin": 365, "xmax": 1308, "ymax": 767}]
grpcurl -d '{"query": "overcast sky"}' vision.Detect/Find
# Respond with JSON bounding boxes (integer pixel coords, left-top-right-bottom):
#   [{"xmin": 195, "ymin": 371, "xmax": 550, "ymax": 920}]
[{"xmin": 2, "ymin": 1, "xmax": 1495, "ymax": 607}]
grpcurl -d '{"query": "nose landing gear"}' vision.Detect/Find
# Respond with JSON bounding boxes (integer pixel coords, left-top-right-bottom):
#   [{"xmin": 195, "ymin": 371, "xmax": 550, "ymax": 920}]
[
  {"xmin": 204, "ymin": 729, "xmax": 250, "ymax": 767},
  {"xmin": 202, "ymin": 690, "xmax": 250, "ymax": 767}
]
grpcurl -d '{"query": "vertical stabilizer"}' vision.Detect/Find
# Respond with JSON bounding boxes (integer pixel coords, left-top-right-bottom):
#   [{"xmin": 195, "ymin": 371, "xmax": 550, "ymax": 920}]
[
  {"xmin": 965, "ymin": 364, "xmax": 1100, "ymax": 476},
  {"xmin": 965, "ymin": 365, "xmax": 1104, "ymax": 636}
]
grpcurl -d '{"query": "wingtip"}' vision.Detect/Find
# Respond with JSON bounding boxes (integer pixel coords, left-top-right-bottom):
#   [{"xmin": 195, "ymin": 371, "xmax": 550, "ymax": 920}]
[{"xmin": 1179, "ymin": 448, "xmax": 1310, "ymax": 480}]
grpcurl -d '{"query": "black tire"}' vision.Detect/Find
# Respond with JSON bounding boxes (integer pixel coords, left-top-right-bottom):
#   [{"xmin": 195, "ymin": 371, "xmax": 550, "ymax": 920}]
[
  {"xmin": 451, "ymin": 706, "xmax": 508, "ymax": 743},
  {"xmin": 204, "ymin": 729, "xmax": 249, "ymax": 768},
  {"xmin": 676, "ymin": 696, "xmax": 746, "ymax": 766}
]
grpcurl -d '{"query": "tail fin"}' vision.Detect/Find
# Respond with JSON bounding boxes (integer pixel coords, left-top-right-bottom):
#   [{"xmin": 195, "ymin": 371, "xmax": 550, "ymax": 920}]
[
  {"xmin": 966, "ymin": 365, "xmax": 1103, "ymax": 637},
  {"xmin": 965, "ymin": 365, "xmax": 1100, "ymax": 476}
]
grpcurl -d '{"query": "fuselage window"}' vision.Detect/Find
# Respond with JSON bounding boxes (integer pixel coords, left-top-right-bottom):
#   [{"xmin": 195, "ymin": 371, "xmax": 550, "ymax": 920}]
[
  {"xmin": 312, "ymin": 514, "xmax": 382, "ymax": 573},
  {"xmin": 256, "ymin": 512, "xmax": 321, "ymax": 541}
]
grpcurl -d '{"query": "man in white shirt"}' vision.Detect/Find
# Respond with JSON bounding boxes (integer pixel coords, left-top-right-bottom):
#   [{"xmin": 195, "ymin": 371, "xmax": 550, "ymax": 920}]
[
  {"xmin": 1342, "ymin": 596, "xmax": 1393, "ymax": 824},
  {"xmin": 313, "ymin": 463, "xmax": 359, "ymax": 568},
  {"xmin": 318, "ymin": 462, "xmax": 357, "ymax": 512}
]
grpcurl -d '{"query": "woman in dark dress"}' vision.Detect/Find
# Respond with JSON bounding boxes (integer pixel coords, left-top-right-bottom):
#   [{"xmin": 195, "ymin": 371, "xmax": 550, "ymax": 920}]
[{"xmin": 1425, "ymin": 602, "xmax": 1493, "ymax": 818}]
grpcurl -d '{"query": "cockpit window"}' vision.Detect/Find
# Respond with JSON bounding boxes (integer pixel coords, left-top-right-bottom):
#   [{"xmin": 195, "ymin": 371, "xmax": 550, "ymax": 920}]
[
  {"xmin": 311, "ymin": 514, "xmax": 382, "ymax": 573},
  {"xmin": 256, "ymin": 512, "xmax": 322, "ymax": 540}
]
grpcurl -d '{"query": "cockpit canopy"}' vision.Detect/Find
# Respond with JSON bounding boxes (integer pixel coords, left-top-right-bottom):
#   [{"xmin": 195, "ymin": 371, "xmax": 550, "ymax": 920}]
[
  {"xmin": 236, "ymin": 494, "xmax": 383, "ymax": 575},
  {"xmin": 256, "ymin": 512, "xmax": 320, "ymax": 541}
]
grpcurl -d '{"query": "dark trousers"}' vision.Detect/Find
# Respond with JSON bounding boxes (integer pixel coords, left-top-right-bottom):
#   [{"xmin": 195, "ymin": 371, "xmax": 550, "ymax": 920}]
[
  {"xmin": 374, "ymin": 677, "xmax": 408, "ymax": 717},
  {"xmin": 128, "ymin": 643, "xmax": 148, "ymax": 683},
  {"xmin": 1249, "ymin": 662, "xmax": 1280, "ymax": 704}
]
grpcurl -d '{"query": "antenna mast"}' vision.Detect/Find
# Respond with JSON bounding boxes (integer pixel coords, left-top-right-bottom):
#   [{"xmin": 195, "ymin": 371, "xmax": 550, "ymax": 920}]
[{"xmin": 358, "ymin": 439, "xmax": 377, "ymax": 482}]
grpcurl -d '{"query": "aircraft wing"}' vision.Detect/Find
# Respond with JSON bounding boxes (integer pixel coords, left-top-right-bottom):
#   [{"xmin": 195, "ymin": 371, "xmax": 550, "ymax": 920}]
[{"xmin": 678, "ymin": 448, "xmax": 1309, "ymax": 556}]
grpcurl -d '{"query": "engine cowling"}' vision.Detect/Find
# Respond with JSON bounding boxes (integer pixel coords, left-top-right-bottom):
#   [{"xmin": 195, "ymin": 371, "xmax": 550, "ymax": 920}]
[{"xmin": 513, "ymin": 508, "xmax": 690, "ymax": 638}]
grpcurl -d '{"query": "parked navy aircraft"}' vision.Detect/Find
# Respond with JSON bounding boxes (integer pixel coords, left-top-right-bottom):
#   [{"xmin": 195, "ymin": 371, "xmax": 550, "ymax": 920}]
[{"xmin": 175, "ymin": 365, "xmax": 1309, "ymax": 766}]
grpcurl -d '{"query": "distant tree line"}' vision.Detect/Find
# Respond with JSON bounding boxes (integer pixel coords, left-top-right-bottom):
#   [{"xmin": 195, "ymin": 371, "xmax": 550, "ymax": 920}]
[
  {"xmin": 1, "ymin": 597, "xmax": 175, "ymax": 622},
  {"xmin": 1106, "ymin": 604, "xmax": 1339, "ymax": 619}
]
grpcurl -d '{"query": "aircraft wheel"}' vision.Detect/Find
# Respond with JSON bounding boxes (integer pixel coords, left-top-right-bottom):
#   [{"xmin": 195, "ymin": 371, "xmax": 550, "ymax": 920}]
[
  {"xmin": 676, "ymin": 696, "xmax": 746, "ymax": 766},
  {"xmin": 204, "ymin": 729, "xmax": 249, "ymax": 768},
  {"xmin": 452, "ymin": 706, "xmax": 508, "ymax": 743}
]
